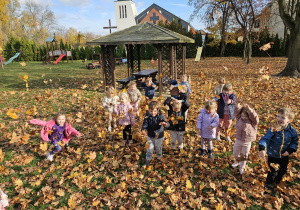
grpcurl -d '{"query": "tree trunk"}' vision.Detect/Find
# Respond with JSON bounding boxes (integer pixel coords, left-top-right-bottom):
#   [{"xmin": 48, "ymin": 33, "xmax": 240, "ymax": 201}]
[
  {"xmin": 243, "ymin": 39, "xmax": 247, "ymax": 60},
  {"xmin": 247, "ymin": 38, "xmax": 252, "ymax": 64},
  {"xmin": 278, "ymin": 29, "xmax": 300, "ymax": 77},
  {"xmin": 220, "ymin": 38, "xmax": 226, "ymax": 57}
]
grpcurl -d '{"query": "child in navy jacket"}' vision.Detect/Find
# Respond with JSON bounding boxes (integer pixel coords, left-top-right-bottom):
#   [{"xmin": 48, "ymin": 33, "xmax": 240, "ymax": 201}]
[
  {"xmin": 259, "ymin": 108, "xmax": 298, "ymax": 191},
  {"xmin": 141, "ymin": 77, "xmax": 156, "ymax": 100}
]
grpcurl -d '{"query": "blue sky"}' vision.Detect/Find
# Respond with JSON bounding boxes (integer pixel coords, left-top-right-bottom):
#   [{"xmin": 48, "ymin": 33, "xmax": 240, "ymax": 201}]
[{"xmin": 19, "ymin": 0, "xmax": 205, "ymax": 36}]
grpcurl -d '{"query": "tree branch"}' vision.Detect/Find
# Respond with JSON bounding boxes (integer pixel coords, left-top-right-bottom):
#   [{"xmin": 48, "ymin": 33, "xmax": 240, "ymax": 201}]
[{"xmin": 278, "ymin": 0, "xmax": 296, "ymax": 30}]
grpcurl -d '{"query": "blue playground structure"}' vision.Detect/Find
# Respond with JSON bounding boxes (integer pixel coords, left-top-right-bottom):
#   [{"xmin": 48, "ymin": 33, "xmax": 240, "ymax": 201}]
[{"xmin": 4, "ymin": 53, "xmax": 21, "ymax": 65}]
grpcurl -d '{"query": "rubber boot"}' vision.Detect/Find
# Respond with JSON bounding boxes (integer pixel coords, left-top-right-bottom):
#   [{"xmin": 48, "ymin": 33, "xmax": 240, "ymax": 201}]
[
  {"xmin": 208, "ymin": 149, "xmax": 213, "ymax": 158},
  {"xmin": 200, "ymin": 149, "xmax": 206, "ymax": 157}
]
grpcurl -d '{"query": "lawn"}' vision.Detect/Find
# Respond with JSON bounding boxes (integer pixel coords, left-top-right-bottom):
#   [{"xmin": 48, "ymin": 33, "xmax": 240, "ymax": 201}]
[{"xmin": 0, "ymin": 57, "xmax": 299, "ymax": 209}]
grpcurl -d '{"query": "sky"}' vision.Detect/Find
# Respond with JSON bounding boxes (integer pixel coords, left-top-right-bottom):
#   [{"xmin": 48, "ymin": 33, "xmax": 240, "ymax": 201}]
[{"xmin": 19, "ymin": 0, "xmax": 206, "ymax": 36}]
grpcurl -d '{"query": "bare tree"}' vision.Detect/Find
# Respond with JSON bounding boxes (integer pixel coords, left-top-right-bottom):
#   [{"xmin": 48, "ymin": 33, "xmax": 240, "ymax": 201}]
[
  {"xmin": 277, "ymin": 0, "xmax": 300, "ymax": 77},
  {"xmin": 189, "ymin": 0, "xmax": 233, "ymax": 57}
]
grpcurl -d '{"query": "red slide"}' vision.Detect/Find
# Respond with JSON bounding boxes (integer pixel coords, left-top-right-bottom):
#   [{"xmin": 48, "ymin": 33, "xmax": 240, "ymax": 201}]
[{"xmin": 53, "ymin": 54, "xmax": 66, "ymax": 65}]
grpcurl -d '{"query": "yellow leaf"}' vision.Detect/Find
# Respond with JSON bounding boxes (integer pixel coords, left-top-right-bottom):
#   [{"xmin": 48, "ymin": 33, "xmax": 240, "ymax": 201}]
[
  {"xmin": 57, "ymin": 189, "xmax": 65, "ymax": 197},
  {"xmin": 88, "ymin": 151, "xmax": 96, "ymax": 163},
  {"xmin": 105, "ymin": 176, "xmax": 112, "ymax": 183},
  {"xmin": 186, "ymin": 180, "xmax": 192, "ymax": 189},
  {"xmin": 15, "ymin": 179, "xmax": 23, "ymax": 187},
  {"xmin": 81, "ymin": 84, "xmax": 87, "ymax": 89},
  {"xmin": 6, "ymin": 110, "xmax": 18, "ymax": 119},
  {"xmin": 68, "ymin": 197, "xmax": 77, "ymax": 209},
  {"xmin": 44, "ymin": 80, "xmax": 48, "ymax": 85},
  {"xmin": 215, "ymin": 203, "xmax": 223, "ymax": 210},
  {"xmin": 165, "ymin": 186, "xmax": 174, "ymax": 194},
  {"xmin": 0, "ymin": 149, "xmax": 5, "ymax": 162},
  {"xmin": 92, "ymin": 200, "xmax": 100, "ymax": 206},
  {"xmin": 145, "ymin": 142, "xmax": 149, "ymax": 149},
  {"xmin": 112, "ymin": 160, "xmax": 119, "ymax": 168},
  {"xmin": 121, "ymin": 182, "xmax": 126, "ymax": 190},
  {"xmin": 40, "ymin": 142, "xmax": 48, "ymax": 151},
  {"xmin": 24, "ymin": 74, "xmax": 28, "ymax": 80},
  {"xmin": 150, "ymin": 193, "xmax": 159, "ymax": 198}
]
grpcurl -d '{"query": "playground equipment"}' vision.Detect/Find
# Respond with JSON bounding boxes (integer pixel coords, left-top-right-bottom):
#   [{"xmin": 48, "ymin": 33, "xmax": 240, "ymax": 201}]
[
  {"xmin": 86, "ymin": 53, "xmax": 102, "ymax": 69},
  {"xmin": 4, "ymin": 53, "xmax": 21, "ymax": 65},
  {"xmin": 42, "ymin": 37, "xmax": 73, "ymax": 64}
]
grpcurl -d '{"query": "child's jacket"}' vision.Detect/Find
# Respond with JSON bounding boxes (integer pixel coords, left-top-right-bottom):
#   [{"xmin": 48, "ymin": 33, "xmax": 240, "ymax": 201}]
[
  {"xmin": 164, "ymin": 98, "xmax": 188, "ymax": 131},
  {"xmin": 29, "ymin": 119, "xmax": 79, "ymax": 144},
  {"xmin": 180, "ymin": 81, "xmax": 191, "ymax": 93},
  {"xmin": 141, "ymin": 112, "xmax": 166, "ymax": 139},
  {"xmin": 102, "ymin": 96, "xmax": 119, "ymax": 112},
  {"xmin": 214, "ymin": 84, "xmax": 224, "ymax": 96},
  {"xmin": 196, "ymin": 108, "xmax": 219, "ymax": 139},
  {"xmin": 234, "ymin": 104, "xmax": 259, "ymax": 142},
  {"xmin": 141, "ymin": 82, "xmax": 156, "ymax": 99},
  {"xmin": 177, "ymin": 92, "xmax": 190, "ymax": 108},
  {"xmin": 114, "ymin": 102, "xmax": 135, "ymax": 125},
  {"xmin": 216, "ymin": 93, "xmax": 236, "ymax": 119},
  {"xmin": 259, "ymin": 124, "xmax": 299, "ymax": 158}
]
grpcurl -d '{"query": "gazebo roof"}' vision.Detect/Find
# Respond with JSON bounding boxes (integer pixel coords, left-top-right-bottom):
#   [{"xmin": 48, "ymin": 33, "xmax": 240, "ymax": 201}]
[
  {"xmin": 87, "ymin": 22, "xmax": 195, "ymax": 45},
  {"xmin": 45, "ymin": 37, "xmax": 58, "ymax": 43}
]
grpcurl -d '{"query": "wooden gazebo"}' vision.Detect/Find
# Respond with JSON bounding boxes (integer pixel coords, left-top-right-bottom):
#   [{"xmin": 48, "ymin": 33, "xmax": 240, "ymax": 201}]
[{"xmin": 87, "ymin": 22, "xmax": 194, "ymax": 95}]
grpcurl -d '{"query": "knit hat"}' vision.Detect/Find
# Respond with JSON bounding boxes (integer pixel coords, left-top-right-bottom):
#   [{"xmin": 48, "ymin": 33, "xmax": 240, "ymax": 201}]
[{"xmin": 169, "ymin": 80, "xmax": 178, "ymax": 85}]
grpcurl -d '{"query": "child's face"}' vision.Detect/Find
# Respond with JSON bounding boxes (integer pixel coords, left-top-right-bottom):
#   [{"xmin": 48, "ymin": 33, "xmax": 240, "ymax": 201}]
[
  {"xmin": 120, "ymin": 96, "xmax": 127, "ymax": 104},
  {"xmin": 277, "ymin": 113, "xmax": 291, "ymax": 127},
  {"xmin": 206, "ymin": 108, "xmax": 215, "ymax": 114},
  {"xmin": 107, "ymin": 93, "xmax": 114, "ymax": 98},
  {"xmin": 56, "ymin": 115, "xmax": 66, "ymax": 126},
  {"xmin": 241, "ymin": 112, "xmax": 249, "ymax": 121},
  {"xmin": 222, "ymin": 89, "xmax": 232, "ymax": 95},
  {"xmin": 146, "ymin": 81, "xmax": 152, "ymax": 87},
  {"xmin": 129, "ymin": 85, "xmax": 136, "ymax": 91},
  {"xmin": 149, "ymin": 108, "xmax": 158, "ymax": 117},
  {"xmin": 181, "ymin": 77, "xmax": 187, "ymax": 83}
]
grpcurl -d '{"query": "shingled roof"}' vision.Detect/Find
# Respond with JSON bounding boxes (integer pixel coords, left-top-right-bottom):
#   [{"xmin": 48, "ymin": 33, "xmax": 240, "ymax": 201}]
[{"xmin": 87, "ymin": 22, "xmax": 195, "ymax": 45}]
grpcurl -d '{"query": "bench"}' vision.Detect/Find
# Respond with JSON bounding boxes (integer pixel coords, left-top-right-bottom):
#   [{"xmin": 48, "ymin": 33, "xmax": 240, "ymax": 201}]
[
  {"xmin": 115, "ymin": 58, "xmax": 127, "ymax": 65},
  {"xmin": 117, "ymin": 75, "xmax": 135, "ymax": 89}
]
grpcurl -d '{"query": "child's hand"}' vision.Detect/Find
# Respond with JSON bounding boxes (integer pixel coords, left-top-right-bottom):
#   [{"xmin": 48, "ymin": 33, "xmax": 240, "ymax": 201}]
[
  {"xmin": 208, "ymin": 125, "xmax": 213, "ymax": 130},
  {"xmin": 161, "ymin": 122, "xmax": 167, "ymax": 127},
  {"xmin": 244, "ymin": 104, "xmax": 250, "ymax": 110},
  {"xmin": 227, "ymin": 99, "xmax": 232, "ymax": 104},
  {"xmin": 282, "ymin": 151, "xmax": 289, "ymax": 156},
  {"xmin": 258, "ymin": 150, "xmax": 265, "ymax": 160},
  {"xmin": 142, "ymin": 77, "xmax": 146, "ymax": 82},
  {"xmin": 77, "ymin": 133, "xmax": 84, "ymax": 138},
  {"xmin": 197, "ymin": 129, "xmax": 201, "ymax": 136},
  {"xmin": 141, "ymin": 130, "xmax": 147, "ymax": 136},
  {"xmin": 169, "ymin": 85, "xmax": 174, "ymax": 90}
]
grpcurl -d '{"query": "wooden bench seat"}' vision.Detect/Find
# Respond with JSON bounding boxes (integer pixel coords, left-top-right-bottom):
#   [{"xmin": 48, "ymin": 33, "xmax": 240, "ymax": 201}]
[{"xmin": 117, "ymin": 75, "xmax": 135, "ymax": 88}]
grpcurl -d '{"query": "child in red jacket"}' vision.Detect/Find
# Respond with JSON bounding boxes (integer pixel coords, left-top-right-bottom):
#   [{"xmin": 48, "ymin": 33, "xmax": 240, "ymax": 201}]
[{"xmin": 29, "ymin": 111, "xmax": 83, "ymax": 161}]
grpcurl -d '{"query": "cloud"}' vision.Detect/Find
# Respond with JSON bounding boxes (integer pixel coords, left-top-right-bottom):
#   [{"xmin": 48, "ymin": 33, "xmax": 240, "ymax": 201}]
[
  {"xmin": 19, "ymin": 0, "xmax": 54, "ymax": 7},
  {"xmin": 168, "ymin": 3, "xmax": 188, "ymax": 7},
  {"xmin": 59, "ymin": 0, "xmax": 90, "ymax": 7}
]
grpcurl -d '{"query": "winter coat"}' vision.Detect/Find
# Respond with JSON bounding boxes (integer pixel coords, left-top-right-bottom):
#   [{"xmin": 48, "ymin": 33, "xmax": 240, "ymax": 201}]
[
  {"xmin": 259, "ymin": 124, "xmax": 299, "ymax": 158},
  {"xmin": 180, "ymin": 81, "xmax": 191, "ymax": 93},
  {"xmin": 127, "ymin": 89, "xmax": 142, "ymax": 103},
  {"xmin": 164, "ymin": 98, "xmax": 188, "ymax": 131},
  {"xmin": 234, "ymin": 104, "xmax": 259, "ymax": 142},
  {"xmin": 196, "ymin": 108, "xmax": 219, "ymax": 139},
  {"xmin": 114, "ymin": 102, "xmax": 135, "ymax": 125},
  {"xmin": 29, "ymin": 119, "xmax": 79, "ymax": 144},
  {"xmin": 164, "ymin": 97, "xmax": 189, "ymax": 117},
  {"xmin": 102, "ymin": 96, "xmax": 119, "ymax": 112},
  {"xmin": 216, "ymin": 93, "xmax": 236, "ymax": 119},
  {"xmin": 178, "ymin": 92, "xmax": 190, "ymax": 108},
  {"xmin": 141, "ymin": 82, "xmax": 156, "ymax": 99},
  {"xmin": 141, "ymin": 112, "xmax": 166, "ymax": 139}
]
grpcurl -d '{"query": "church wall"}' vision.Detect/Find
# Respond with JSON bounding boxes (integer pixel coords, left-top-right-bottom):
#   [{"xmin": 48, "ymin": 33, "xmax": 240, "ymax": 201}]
[
  {"xmin": 138, "ymin": 8, "xmax": 169, "ymax": 25},
  {"xmin": 114, "ymin": 1, "xmax": 138, "ymax": 31}
]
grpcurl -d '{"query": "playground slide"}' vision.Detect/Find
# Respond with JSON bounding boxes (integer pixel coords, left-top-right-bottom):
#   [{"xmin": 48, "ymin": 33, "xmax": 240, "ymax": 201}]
[
  {"xmin": 3, "ymin": 53, "xmax": 21, "ymax": 65},
  {"xmin": 53, "ymin": 54, "xmax": 66, "ymax": 65}
]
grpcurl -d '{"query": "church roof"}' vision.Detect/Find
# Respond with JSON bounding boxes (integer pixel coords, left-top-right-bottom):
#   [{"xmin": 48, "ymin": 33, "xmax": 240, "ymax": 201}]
[
  {"xmin": 135, "ymin": 3, "xmax": 192, "ymax": 31},
  {"xmin": 87, "ymin": 22, "xmax": 195, "ymax": 45}
]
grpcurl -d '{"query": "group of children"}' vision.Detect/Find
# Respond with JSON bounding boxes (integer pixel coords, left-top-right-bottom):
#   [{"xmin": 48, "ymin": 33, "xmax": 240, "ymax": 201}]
[{"xmin": 24, "ymin": 75, "xmax": 298, "ymax": 195}]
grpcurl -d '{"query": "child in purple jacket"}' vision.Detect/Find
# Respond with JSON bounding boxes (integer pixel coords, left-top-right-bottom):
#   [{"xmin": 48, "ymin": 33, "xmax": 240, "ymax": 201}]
[{"xmin": 197, "ymin": 100, "xmax": 219, "ymax": 158}]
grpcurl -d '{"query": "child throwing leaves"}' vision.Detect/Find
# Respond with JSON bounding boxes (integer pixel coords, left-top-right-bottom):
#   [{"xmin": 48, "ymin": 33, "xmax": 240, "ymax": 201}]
[
  {"xmin": 215, "ymin": 83, "xmax": 236, "ymax": 141},
  {"xmin": 102, "ymin": 86, "xmax": 119, "ymax": 132},
  {"xmin": 127, "ymin": 81, "xmax": 142, "ymax": 120},
  {"xmin": 29, "ymin": 112, "xmax": 83, "ymax": 161},
  {"xmin": 141, "ymin": 77, "xmax": 156, "ymax": 100},
  {"xmin": 232, "ymin": 103, "xmax": 259, "ymax": 174},
  {"xmin": 0, "ymin": 188, "xmax": 9, "ymax": 210},
  {"xmin": 259, "ymin": 108, "xmax": 298, "ymax": 191},
  {"xmin": 141, "ymin": 101, "xmax": 168, "ymax": 166},
  {"xmin": 114, "ymin": 93, "xmax": 135, "ymax": 147},
  {"xmin": 196, "ymin": 100, "xmax": 219, "ymax": 158},
  {"xmin": 214, "ymin": 77, "xmax": 226, "ymax": 96},
  {"xmin": 164, "ymin": 97, "xmax": 189, "ymax": 154},
  {"xmin": 169, "ymin": 80, "xmax": 179, "ymax": 99},
  {"xmin": 180, "ymin": 74, "xmax": 192, "ymax": 94},
  {"xmin": 178, "ymin": 85, "xmax": 190, "ymax": 121}
]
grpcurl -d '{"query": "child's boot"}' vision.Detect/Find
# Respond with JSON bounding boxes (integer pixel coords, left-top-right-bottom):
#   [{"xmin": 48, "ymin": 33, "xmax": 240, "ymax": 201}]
[
  {"xmin": 200, "ymin": 149, "xmax": 206, "ymax": 157},
  {"xmin": 225, "ymin": 136, "xmax": 231, "ymax": 142},
  {"xmin": 208, "ymin": 150, "xmax": 213, "ymax": 158},
  {"xmin": 129, "ymin": 140, "xmax": 133, "ymax": 147},
  {"xmin": 216, "ymin": 135, "xmax": 221, "ymax": 141},
  {"xmin": 46, "ymin": 152, "xmax": 54, "ymax": 161},
  {"xmin": 108, "ymin": 127, "xmax": 112, "ymax": 132},
  {"xmin": 144, "ymin": 160, "xmax": 151, "ymax": 166},
  {"xmin": 123, "ymin": 140, "xmax": 127, "ymax": 146}
]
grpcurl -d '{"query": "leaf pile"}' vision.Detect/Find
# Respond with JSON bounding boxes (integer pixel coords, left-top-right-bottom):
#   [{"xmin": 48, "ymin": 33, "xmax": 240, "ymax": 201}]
[{"xmin": 0, "ymin": 57, "xmax": 299, "ymax": 209}]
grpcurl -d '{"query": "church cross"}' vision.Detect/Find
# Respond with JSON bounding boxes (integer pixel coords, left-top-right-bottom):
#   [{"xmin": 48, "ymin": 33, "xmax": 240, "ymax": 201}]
[
  {"xmin": 150, "ymin": 13, "xmax": 159, "ymax": 24},
  {"xmin": 103, "ymin": 19, "xmax": 117, "ymax": 34}
]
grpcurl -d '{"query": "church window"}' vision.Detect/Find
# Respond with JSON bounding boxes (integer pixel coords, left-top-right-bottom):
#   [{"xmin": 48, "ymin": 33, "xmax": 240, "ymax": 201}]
[
  {"xmin": 147, "ymin": 11, "xmax": 149, "ymax": 14},
  {"xmin": 122, "ymin": 5, "xmax": 124, "ymax": 18},
  {"xmin": 159, "ymin": 10, "xmax": 162, "ymax": 13},
  {"xmin": 119, "ymin": 6, "xmax": 121, "ymax": 18},
  {"xmin": 125, "ymin": 5, "xmax": 127, "ymax": 18}
]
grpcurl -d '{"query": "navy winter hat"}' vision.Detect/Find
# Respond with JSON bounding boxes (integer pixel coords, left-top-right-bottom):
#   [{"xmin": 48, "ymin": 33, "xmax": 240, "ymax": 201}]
[{"xmin": 169, "ymin": 80, "xmax": 178, "ymax": 85}]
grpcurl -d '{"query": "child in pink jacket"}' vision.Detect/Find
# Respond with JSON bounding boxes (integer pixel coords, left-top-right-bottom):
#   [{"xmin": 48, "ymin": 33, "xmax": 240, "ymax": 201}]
[
  {"xmin": 114, "ymin": 93, "xmax": 135, "ymax": 146},
  {"xmin": 29, "ymin": 111, "xmax": 83, "ymax": 161},
  {"xmin": 0, "ymin": 188, "xmax": 9, "ymax": 210},
  {"xmin": 232, "ymin": 103, "xmax": 259, "ymax": 174}
]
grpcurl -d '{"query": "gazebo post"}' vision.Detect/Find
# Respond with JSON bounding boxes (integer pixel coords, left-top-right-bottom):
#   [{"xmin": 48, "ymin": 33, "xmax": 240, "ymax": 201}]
[
  {"xmin": 182, "ymin": 44, "xmax": 186, "ymax": 75},
  {"xmin": 157, "ymin": 44, "xmax": 163, "ymax": 95},
  {"xmin": 100, "ymin": 45, "xmax": 106, "ymax": 90},
  {"xmin": 126, "ymin": 44, "xmax": 130, "ymax": 77},
  {"xmin": 169, "ymin": 44, "xmax": 174, "ymax": 79},
  {"xmin": 137, "ymin": 44, "xmax": 141, "ymax": 71},
  {"xmin": 109, "ymin": 45, "xmax": 116, "ymax": 88}
]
